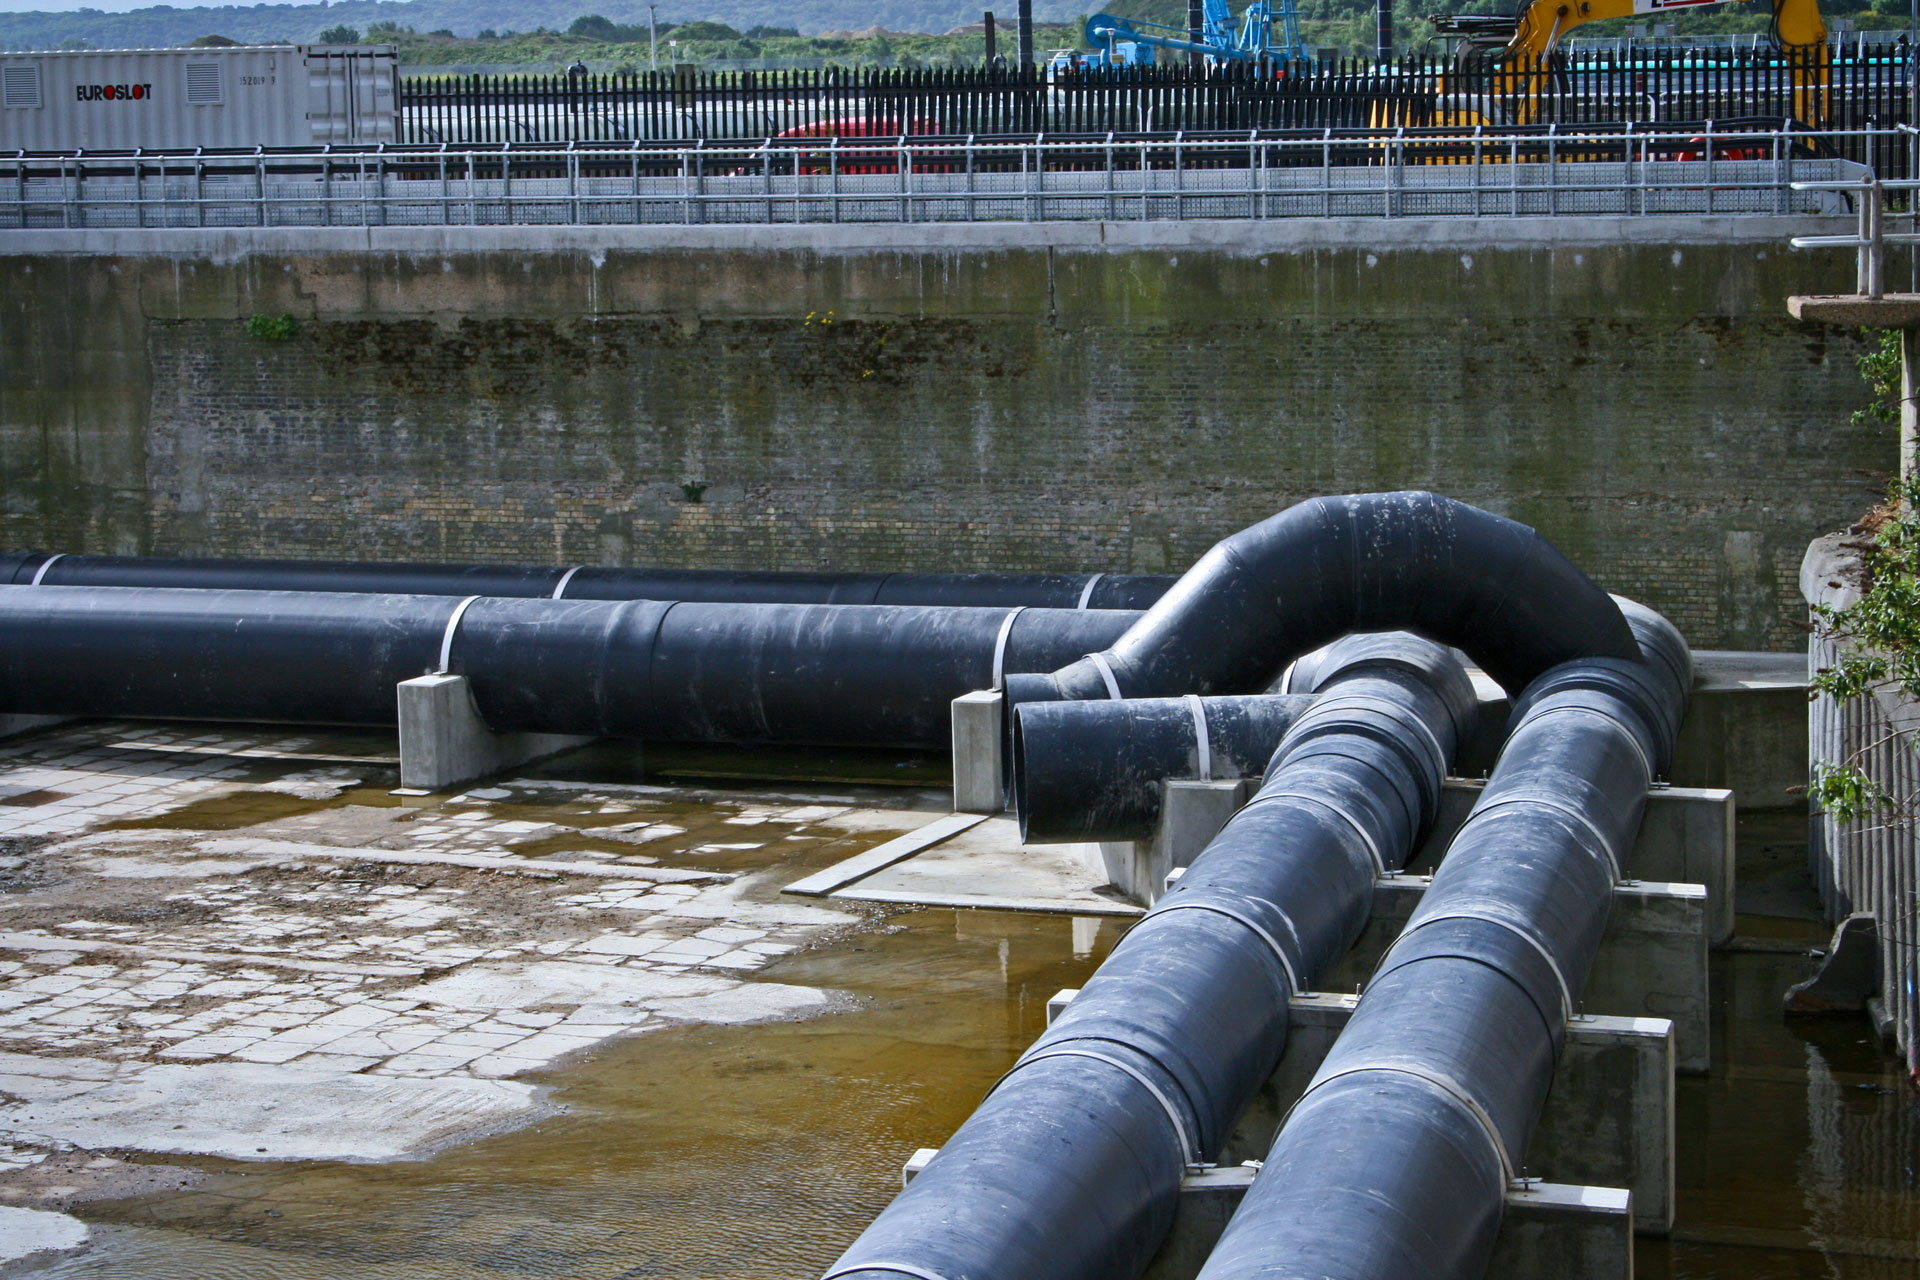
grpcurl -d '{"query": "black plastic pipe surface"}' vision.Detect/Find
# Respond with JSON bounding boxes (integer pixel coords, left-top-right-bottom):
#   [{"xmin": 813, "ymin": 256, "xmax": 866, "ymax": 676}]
[
  {"xmin": 823, "ymin": 634, "xmax": 1477, "ymax": 1280},
  {"xmin": 1004, "ymin": 492, "xmax": 1639, "ymax": 714},
  {"xmin": 0, "ymin": 552, "xmax": 1173, "ymax": 610},
  {"xmin": 1011, "ymin": 694, "xmax": 1314, "ymax": 843},
  {"xmin": 0, "ymin": 587, "xmax": 1133, "ymax": 748},
  {"xmin": 1194, "ymin": 600, "xmax": 1691, "ymax": 1280}
]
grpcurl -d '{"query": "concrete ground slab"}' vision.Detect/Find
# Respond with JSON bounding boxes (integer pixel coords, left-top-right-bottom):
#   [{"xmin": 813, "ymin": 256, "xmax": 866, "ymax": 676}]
[
  {"xmin": 0, "ymin": 1205, "xmax": 88, "ymax": 1265},
  {"xmin": 822, "ymin": 817, "xmax": 1140, "ymax": 916}
]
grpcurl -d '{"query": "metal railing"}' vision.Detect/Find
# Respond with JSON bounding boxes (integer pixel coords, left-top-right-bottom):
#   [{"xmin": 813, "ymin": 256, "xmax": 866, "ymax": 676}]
[
  {"xmin": 1790, "ymin": 165, "xmax": 1920, "ymax": 295},
  {"xmin": 0, "ymin": 126, "xmax": 1879, "ymax": 230}
]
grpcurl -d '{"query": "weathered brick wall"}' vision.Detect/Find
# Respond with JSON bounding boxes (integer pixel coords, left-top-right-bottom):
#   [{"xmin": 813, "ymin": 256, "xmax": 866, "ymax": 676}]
[{"xmin": 0, "ymin": 228, "xmax": 1889, "ymax": 649}]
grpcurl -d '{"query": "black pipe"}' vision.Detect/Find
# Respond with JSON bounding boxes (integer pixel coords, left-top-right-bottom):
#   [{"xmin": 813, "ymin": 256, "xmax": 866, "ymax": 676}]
[
  {"xmin": 0, "ymin": 553, "xmax": 1174, "ymax": 611},
  {"xmin": 1194, "ymin": 600, "xmax": 1690, "ymax": 1280},
  {"xmin": 1004, "ymin": 492, "xmax": 1639, "ymax": 713},
  {"xmin": 824, "ymin": 634, "xmax": 1476, "ymax": 1280},
  {"xmin": 0, "ymin": 587, "xmax": 1134, "ymax": 748},
  {"xmin": 1012, "ymin": 694, "xmax": 1313, "ymax": 843}
]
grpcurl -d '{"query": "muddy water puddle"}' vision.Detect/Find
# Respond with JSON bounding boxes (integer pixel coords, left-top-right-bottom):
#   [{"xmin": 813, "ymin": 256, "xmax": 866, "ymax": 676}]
[
  {"xmin": 31, "ymin": 907, "xmax": 1124, "ymax": 1279},
  {"xmin": 8, "ymin": 724, "xmax": 1919, "ymax": 1280}
]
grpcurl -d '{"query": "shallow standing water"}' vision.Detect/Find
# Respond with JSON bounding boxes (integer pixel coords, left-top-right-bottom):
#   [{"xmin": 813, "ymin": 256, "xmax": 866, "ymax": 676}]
[{"xmin": 14, "ymin": 790, "xmax": 1919, "ymax": 1279}]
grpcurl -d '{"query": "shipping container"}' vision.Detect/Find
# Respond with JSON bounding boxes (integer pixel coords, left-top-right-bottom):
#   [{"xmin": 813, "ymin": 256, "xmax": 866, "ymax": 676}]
[{"xmin": 0, "ymin": 45, "xmax": 397, "ymax": 151}]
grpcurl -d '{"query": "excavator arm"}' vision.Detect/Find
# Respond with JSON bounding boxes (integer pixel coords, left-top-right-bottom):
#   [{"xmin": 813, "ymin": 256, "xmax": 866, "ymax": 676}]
[{"xmin": 1429, "ymin": 0, "xmax": 1830, "ymax": 125}]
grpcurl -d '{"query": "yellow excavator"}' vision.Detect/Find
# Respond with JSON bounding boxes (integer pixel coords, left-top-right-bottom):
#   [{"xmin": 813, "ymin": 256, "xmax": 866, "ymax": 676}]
[{"xmin": 1383, "ymin": 0, "xmax": 1830, "ymax": 130}]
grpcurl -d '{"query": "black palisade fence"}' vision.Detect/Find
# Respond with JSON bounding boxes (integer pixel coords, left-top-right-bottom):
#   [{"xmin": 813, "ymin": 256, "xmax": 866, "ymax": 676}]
[{"xmin": 399, "ymin": 46, "xmax": 1918, "ymax": 171}]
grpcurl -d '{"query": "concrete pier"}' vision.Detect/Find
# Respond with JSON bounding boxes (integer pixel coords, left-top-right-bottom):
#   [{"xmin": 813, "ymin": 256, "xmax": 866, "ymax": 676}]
[{"xmin": 396, "ymin": 674, "xmax": 593, "ymax": 793}]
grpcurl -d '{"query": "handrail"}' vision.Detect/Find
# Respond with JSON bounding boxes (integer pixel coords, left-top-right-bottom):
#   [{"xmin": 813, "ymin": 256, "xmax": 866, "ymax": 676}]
[
  {"xmin": 0, "ymin": 124, "xmax": 1884, "ymax": 230},
  {"xmin": 1789, "ymin": 175, "xmax": 1920, "ymax": 296}
]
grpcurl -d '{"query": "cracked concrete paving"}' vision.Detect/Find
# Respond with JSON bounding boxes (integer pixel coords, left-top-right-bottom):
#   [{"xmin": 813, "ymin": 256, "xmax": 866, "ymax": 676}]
[{"xmin": 0, "ymin": 721, "xmax": 946, "ymax": 1264}]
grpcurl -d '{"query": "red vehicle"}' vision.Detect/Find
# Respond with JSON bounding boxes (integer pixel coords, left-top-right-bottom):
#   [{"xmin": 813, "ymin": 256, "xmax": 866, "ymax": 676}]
[{"xmin": 771, "ymin": 115, "xmax": 947, "ymax": 174}]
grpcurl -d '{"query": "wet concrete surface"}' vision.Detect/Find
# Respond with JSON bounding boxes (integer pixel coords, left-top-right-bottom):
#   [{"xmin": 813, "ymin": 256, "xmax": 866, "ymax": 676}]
[{"xmin": 0, "ymin": 724, "xmax": 1911, "ymax": 1278}]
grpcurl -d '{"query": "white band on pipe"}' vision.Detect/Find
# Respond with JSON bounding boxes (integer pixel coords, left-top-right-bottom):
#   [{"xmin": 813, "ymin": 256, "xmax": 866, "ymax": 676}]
[
  {"xmin": 1244, "ymin": 788, "xmax": 1386, "ymax": 877},
  {"xmin": 1074, "ymin": 573, "xmax": 1105, "ymax": 610},
  {"xmin": 27, "ymin": 554, "xmax": 64, "ymax": 586},
  {"xmin": 1301, "ymin": 1063, "xmax": 1515, "ymax": 1184},
  {"xmin": 1006, "ymin": 1046, "xmax": 1200, "ymax": 1165},
  {"xmin": 437, "ymin": 595, "xmax": 482, "ymax": 674},
  {"xmin": 1088, "ymin": 652, "xmax": 1123, "ymax": 701},
  {"xmin": 1387, "ymin": 908, "xmax": 1575, "ymax": 1025},
  {"xmin": 823, "ymin": 1264, "xmax": 954, "ymax": 1280},
  {"xmin": 1299, "ymin": 691, "xmax": 1449, "ymax": 780},
  {"xmin": 1184, "ymin": 694, "xmax": 1212, "ymax": 782},
  {"xmin": 1152, "ymin": 902, "xmax": 1303, "ymax": 994},
  {"xmin": 990, "ymin": 607, "xmax": 1027, "ymax": 691},
  {"xmin": 1520, "ymin": 702, "xmax": 1654, "ymax": 782},
  {"xmin": 551, "ymin": 566, "xmax": 583, "ymax": 599},
  {"xmin": 1463, "ymin": 793, "xmax": 1626, "ymax": 881}
]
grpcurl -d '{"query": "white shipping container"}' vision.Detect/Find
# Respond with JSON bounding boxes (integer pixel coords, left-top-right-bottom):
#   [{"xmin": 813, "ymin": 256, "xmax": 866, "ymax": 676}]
[{"xmin": 0, "ymin": 45, "xmax": 397, "ymax": 151}]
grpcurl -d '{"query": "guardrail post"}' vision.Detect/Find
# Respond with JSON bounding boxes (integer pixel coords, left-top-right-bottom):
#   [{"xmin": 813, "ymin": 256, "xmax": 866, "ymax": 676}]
[{"xmin": 1863, "ymin": 178, "xmax": 1886, "ymax": 297}]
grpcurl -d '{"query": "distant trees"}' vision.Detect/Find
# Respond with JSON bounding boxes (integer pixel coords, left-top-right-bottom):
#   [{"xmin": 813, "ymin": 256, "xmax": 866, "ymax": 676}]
[
  {"xmin": 744, "ymin": 24, "xmax": 801, "ymax": 37},
  {"xmin": 317, "ymin": 23, "xmax": 361, "ymax": 42},
  {"xmin": 567, "ymin": 14, "xmax": 656, "ymax": 41},
  {"xmin": 189, "ymin": 33, "xmax": 240, "ymax": 45}
]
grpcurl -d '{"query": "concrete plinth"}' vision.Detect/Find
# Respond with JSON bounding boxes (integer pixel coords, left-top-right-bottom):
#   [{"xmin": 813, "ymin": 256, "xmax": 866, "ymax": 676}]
[
  {"xmin": 1099, "ymin": 778, "xmax": 1252, "ymax": 906},
  {"xmin": 950, "ymin": 691, "xmax": 1005, "ymax": 814},
  {"xmin": 1324, "ymin": 875, "xmax": 1709, "ymax": 1074},
  {"xmin": 0, "ymin": 715, "xmax": 71, "ymax": 742},
  {"xmin": 396, "ymin": 674, "xmax": 593, "ymax": 793},
  {"xmin": 902, "ymin": 1148, "xmax": 1632, "ymax": 1280},
  {"xmin": 1416, "ymin": 781, "xmax": 1733, "ymax": 943},
  {"xmin": 1052, "ymin": 987, "xmax": 1676, "ymax": 1235}
]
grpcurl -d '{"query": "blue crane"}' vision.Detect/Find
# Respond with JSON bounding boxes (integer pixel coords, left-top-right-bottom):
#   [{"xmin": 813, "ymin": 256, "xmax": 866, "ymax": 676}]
[{"xmin": 1078, "ymin": 0, "xmax": 1309, "ymax": 70}]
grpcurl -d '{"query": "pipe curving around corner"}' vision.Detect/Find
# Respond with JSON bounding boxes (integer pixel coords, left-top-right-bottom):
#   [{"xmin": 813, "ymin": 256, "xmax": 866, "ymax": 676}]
[
  {"xmin": 822, "ymin": 633, "xmax": 1476, "ymax": 1280},
  {"xmin": 0, "ymin": 587, "xmax": 1133, "ymax": 749},
  {"xmin": 0, "ymin": 552, "xmax": 1173, "ymax": 610},
  {"xmin": 1193, "ymin": 598, "xmax": 1691, "ymax": 1280},
  {"xmin": 1003, "ymin": 492, "xmax": 1640, "ymax": 714}
]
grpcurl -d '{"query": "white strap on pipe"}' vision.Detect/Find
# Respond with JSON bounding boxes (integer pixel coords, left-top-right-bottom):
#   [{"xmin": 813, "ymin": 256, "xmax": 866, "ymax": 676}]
[
  {"xmin": 27, "ymin": 554, "xmax": 64, "ymax": 586},
  {"xmin": 1244, "ymin": 788, "xmax": 1386, "ymax": 877},
  {"xmin": 437, "ymin": 595, "xmax": 482, "ymax": 674},
  {"xmin": 1087, "ymin": 652, "xmax": 1124, "ymax": 701},
  {"xmin": 1152, "ymin": 901, "xmax": 1302, "ymax": 994},
  {"xmin": 1184, "ymin": 693, "xmax": 1212, "ymax": 782},
  {"xmin": 1520, "ymin": 702, "xmax": 1654, "ymax": 781},
  {"xmin": 1008, "ymin": 1046, "xmax": 1200, "ymax": 1165},
  {"xmin": 551, "ymin": 566, "xmax": 583, "ymax": 599},
  {"xmin": 1301, "ymin": 1063, "xmax": 1515, "ymax": 1184},
  {"xmin": 1074, "ymin": 573, "xmax": 1105, "ymax": 610},
  {"xmin": 1462, "ymin": 793, "xmax": 1626, "ymax": 881},
  {"xmin": 1387, "ymin": 908, "xmax": 1575, "ymax": 1026},
  {"xmin": 990, "ymin": 607, "xmax": 1027, "ymax": 691},
  {"xmin": 823, "ymin": 1264, "xmax": 954, "ymax": 1280}
]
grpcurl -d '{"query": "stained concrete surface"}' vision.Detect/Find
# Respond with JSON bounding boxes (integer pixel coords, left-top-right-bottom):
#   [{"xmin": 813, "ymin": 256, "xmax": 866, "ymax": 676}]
[{"xmin": 0, "ymin": 719, "xmax": 951, "ymax": 1256}]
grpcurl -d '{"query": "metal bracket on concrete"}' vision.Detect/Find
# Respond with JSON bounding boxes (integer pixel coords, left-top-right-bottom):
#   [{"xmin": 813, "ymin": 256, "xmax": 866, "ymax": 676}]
[
  {"xmin": 901, "ymin": 1146, "xmax": 1632, "ymax": 1280},
  {"xmin": 1418, "ymin": 780, "xmax": 1736, "ymax": 943},
  {"xmin": 950, "ymin": 690, "xmax": 1005, "ymax": 814},
  {"xmin": 1323, "ymin": 875, "xmax": 1710, "ymax": 1075},
  {"xmin": 395, "ymin": 673, "xmax": 593, "ymax": 793},
  {"xmin": 1049, "ymin": 986, "xmax": 1674, "ymax": 1235}
]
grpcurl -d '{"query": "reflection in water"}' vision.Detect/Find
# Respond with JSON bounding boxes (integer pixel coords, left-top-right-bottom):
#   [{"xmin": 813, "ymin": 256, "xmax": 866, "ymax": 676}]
[
  {"xmin": 31, "ymin": 905, "xmax": 1123, "ymax": 1280},
  {"xmin": 20, "ymin": 809, "xmax": 1920, "ymax": 1280}
]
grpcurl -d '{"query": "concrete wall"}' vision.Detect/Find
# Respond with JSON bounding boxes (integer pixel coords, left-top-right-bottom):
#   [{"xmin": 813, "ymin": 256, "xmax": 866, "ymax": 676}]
[{"xmin": 0, "ymin": 219, "xmax": 1891, "ymax": 649}]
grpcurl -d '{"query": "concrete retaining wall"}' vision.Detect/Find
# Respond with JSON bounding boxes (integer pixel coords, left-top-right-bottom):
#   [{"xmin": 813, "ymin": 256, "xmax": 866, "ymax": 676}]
[{"xmin": 0, "ymin": 219, "xmax": 1891, "ymax": 649}]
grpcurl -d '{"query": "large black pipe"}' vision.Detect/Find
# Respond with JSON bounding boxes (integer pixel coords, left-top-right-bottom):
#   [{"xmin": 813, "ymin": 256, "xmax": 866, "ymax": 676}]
[
  {"xmin": 824, "ymin": 634, "xmax": 1476, "ymax": 1280},
  {"xmin": 1011, "ymin": 694, "xmax": 1314, "ymax": 843},
  {"xmin": 0, "ymin": 587, "xmax": 1133, "ymax": 748},
  {"xmin": 1004, "ymin": 492, "xmax": 1639, "ymax": 712},
  {"xmin": 0, "ymin": 552, "xmax": 1173, "ymax": 610},
  {"xmin": 1194, "ymin": 599, "xmax": 1690, "ymax": 1280}
]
